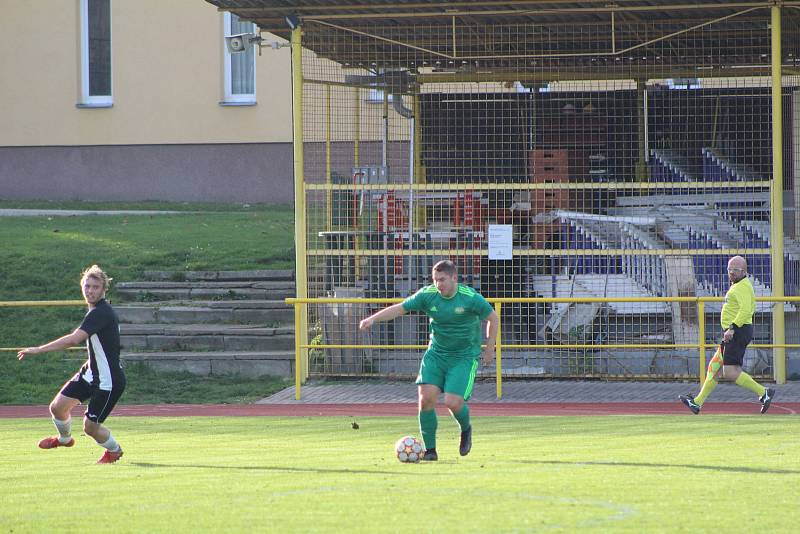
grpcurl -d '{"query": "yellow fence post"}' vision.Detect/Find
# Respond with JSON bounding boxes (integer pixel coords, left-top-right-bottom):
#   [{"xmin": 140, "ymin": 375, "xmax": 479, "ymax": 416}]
[
  {"xmin": 770, "ymin": 4, "xmax": 786, "ymax": 385},
  {"xmin": 495, "ymin": 302, "xmax": 502, "ymax": 399},
  {"xmin": 697, "ymin": 299, "xmax": 706, "ymax": 385},
  {"xmin": 294, "ymin": 302, "xmax": 303, "ymax": 401},
  {"xmin": 290, "ymin": 25, "xmax": 310, "ymax": 391}
]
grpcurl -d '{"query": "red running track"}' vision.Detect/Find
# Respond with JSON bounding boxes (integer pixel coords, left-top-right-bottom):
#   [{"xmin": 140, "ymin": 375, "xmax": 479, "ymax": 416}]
[{"xmin": 0, "ymin": 402, "xmax": 797, "ymax": 418}]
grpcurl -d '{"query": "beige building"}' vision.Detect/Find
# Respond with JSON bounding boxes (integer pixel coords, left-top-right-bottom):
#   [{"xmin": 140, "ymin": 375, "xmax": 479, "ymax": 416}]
[{"xmin": 0, "ymin": 0, "xmax": 294, "ymax": 203}]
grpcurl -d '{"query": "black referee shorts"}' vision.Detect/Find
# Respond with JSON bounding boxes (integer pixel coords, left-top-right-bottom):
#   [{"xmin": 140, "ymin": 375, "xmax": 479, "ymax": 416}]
[{"xmin": 720, "ymin": 323, "xmax": 754, "ymax": 367}]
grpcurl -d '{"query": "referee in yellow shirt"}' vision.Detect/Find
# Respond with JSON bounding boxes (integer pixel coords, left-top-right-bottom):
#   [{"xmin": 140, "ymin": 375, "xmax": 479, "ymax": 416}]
[{"xmin": 679, "ymin": 255, "xmax": 775, "ymax": 414}]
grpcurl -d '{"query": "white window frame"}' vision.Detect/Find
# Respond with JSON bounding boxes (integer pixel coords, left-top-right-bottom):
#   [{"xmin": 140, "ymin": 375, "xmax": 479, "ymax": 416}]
[
  {"xmin": 222, "ymin": 12, "xmax": 257, "ymax": 105},
  {"xmin": 79, "ymin": 0, "xmax": 113, "ymax": 108}
]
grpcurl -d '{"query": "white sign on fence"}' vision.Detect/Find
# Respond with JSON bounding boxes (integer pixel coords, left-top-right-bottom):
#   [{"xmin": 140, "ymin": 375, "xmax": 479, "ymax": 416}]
[{"xmin": 488, "ymin": 224, "xmax": 513, "ymax": 260}]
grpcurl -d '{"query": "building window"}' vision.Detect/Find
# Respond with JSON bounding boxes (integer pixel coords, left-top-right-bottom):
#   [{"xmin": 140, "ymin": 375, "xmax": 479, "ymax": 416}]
[
  {"xmin": 223, "ymin": 12, "xmax": 256, "ymax": 105},
  {"xmin": 79, "ymin": 0, "xmax": 112, "ymax": 107}
]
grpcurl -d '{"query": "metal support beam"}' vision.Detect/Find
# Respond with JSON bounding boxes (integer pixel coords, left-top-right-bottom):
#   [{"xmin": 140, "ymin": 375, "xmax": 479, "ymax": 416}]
[
  {"xmin": 415, "ymin": 69, "xmax": 784, "ymax": 84},
  {"xmin": 311, "ymin": 7, "xmax": 760, "ymax": 62},
  {"xmin": 325, "ymin": 85, "xmax": 332, "ymax": 230},
  {"xmin": 295, "ymin": 2, "xmax": 790, "ymax": 21},
  {"xmin": 637, "ymin": 80, "xmax": 648, "ymax": 181},
  {"xmin": 794, "ymin": 89, "xmax": 800, "ymax": 238},
  {"xmin": 354, "ymin": 87, "xmax": 361, "ymax": 166},
  {"xmin": 227, "ymin": 1, "xmax": 800, "ymax": 17},
  {"xmin": 412, "ymin": 94, "xmax": 427, "ymax": 229},
  {"xmin": 225, "ymin": 0, "xmax": 686, "ymax": 15}
]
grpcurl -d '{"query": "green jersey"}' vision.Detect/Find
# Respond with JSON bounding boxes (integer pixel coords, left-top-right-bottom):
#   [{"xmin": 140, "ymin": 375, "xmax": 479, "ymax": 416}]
[{"xmin": 402, "ymin": 284, "xmax": 494, "ymax": 359}]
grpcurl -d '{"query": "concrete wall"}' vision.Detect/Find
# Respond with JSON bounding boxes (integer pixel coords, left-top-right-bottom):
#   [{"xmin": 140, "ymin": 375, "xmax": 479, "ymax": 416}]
[{"xmin": 0, "ymin": 143, "xmax": 294, "ymax": 203}]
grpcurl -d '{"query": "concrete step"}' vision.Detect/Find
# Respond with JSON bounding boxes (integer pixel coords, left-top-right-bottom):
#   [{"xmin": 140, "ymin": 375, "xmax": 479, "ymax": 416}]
[
  {"xmin": 116, "ymin": 281, "xmax": 295, "ymax": 301},
  {"xmin": 120, "ymin": 324, "xmax": 295, "ymax": 351},
  {"xmin": 142, "ymin": 269, "xmax": 294, "ymax": 282},
  {"xmin": 122, "ymin": 350, "xmax": 294, "ymax": 377},
  {"xmin": 115, "ymin": 300, "xmax": 293, "ymax": 325}
]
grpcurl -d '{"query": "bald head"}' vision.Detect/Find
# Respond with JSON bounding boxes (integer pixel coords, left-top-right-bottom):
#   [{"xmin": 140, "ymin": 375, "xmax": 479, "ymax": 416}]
[
  {"xmin": 727, "ymin": 255, "xmax": 748, "ymax": 283},
  {"xmin": 729, "ymin": 256, "xmax": 747, "ymax": 271}
]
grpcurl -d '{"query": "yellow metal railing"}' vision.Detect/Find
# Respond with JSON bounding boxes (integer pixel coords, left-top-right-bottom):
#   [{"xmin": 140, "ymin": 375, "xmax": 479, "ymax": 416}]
[
  {"xmin": 0, "ymin": 301, "xmax": 84, "ymax": 307},
  {"xmin": 0, "ymin": 300, "xmax": 85, "ymax": 353},
  {"xmin": 287, "ymin": 296, "xmax": 800, "ymax": 400}
]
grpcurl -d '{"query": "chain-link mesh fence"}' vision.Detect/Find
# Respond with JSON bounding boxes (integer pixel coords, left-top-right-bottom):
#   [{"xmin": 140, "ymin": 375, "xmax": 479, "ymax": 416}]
[{"xmin": 291, "ymin": 5, "xmax": 800, "ymax": 379}]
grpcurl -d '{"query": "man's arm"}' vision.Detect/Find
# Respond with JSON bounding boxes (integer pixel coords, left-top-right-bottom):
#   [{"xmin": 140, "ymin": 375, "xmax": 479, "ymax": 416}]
[
  {"xmin": 481, "ymin": 310, "xmax": 500, "ymax": 365},
  {"xmin": 17, "ymin": 328, "xmax": 89, "ymax": 361},
  {"xmin": 359, "ymin": 303, "xmax": 408, "ymax": 331}
]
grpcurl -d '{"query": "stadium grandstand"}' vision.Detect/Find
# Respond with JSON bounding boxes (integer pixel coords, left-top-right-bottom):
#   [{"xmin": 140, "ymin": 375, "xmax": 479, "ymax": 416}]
[{"xmin": 208, "ymin": 0, "xmax": 800, "ymax": 382}]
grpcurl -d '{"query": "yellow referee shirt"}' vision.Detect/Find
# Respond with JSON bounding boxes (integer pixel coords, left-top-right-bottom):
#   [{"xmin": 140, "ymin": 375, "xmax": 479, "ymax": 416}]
[{"xmin": 720, "ymin": 277, "xmax": 755, "ymax": 329}]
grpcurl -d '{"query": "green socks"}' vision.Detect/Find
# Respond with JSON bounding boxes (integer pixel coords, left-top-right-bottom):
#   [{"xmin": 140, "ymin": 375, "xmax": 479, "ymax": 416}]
[
  {"xmin": 452, "ymin": 404, "xmax": 471, "ymax": 432},
  {"xmin": 735, "ymin": 372, "xmax": 766, "ymax": 397},
  {"xmin": 419, "ymin": 406, "xmax": 471, "ymax": 451},
  {"xmin": 419, "ymin": 409, "xmax": 438, "ymax": 450}
]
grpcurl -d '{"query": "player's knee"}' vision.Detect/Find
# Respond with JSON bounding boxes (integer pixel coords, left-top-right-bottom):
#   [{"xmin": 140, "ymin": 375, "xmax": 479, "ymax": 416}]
[
  {"xmin": 444, "ymin": 397, "xmax": 463, "ymax": 412},
  {"xmin": 419, "ymin": 398, "xmax": 436, "ymax": 411},
  {"xmin": 49, "ymin": 400, "xmax": 68, "ymax": 420},
  {"xmin": 418, "ymin": 394, "xmax": 436, "ymax": 410},
  {"xmin": 83, "ymin": 418, "xmax": 100, "ymax": 437}
]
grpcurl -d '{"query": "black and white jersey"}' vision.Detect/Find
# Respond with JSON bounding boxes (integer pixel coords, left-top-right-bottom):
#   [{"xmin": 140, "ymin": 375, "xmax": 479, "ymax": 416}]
[{"xmin": 75, "ymin": 299, "xmax": 123, "ymax": 391}]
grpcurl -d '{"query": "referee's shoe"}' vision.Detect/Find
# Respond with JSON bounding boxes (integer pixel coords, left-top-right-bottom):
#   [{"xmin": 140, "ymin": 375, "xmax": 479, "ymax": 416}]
[
  {"xmin": 760, "ymin": 388, "xmax": 776, "ymax": 414},
  {"xmin": 678, "ymin": 394, "xmax": 701, "ymax": 415}
]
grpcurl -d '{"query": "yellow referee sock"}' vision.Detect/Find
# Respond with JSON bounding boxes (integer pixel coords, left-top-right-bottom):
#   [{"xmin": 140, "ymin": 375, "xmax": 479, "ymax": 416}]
[
  {"xmin": 694, "ymin": 376, "xmax": 717, "ymax": 406},
  {"xmin": 735, "ymin": 372, "xmax": 766, "ymax": 397},
  {"xmin": 695, "ymin": 349, "xmax": 722, "ymax": 406}
]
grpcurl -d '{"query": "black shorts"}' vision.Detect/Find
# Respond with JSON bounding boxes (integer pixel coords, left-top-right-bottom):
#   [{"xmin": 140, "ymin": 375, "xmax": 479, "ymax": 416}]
[
  {"xmin": 60, "ymin": 374, "xmax": 126, "ymax": 424},
  {"xmin": 720, "ymin": 323, "xmax": 754, "ymax": 367}
]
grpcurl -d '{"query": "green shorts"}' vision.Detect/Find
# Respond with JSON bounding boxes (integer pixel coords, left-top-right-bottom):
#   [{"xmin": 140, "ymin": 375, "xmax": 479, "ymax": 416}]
[{"xmin": 415, "ymin": 349, "xmax": 480, "ymax": 400}]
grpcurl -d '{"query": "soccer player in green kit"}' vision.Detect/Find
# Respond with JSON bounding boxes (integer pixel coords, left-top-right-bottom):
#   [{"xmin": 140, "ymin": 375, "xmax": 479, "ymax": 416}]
[
  {"xmin": 679, "ymin": 255, "xmax": 775, "ymax": 414},
  {"xmin": 359, "ymin": 260, "xmax": 499, "ymax": 461}
]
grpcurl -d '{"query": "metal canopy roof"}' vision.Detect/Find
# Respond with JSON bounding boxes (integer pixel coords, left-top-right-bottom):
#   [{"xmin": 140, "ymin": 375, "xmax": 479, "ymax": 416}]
[
  {"xmin": 206, "ymin": 1, "xmax": 796, "ymax": 28},
  {"xmin": 206, "ymin": 1, "xmax": 800, "ymax": 76}
]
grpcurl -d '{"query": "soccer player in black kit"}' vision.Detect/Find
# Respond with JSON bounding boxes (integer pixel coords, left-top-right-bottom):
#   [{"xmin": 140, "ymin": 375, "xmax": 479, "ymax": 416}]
[{"xmin": 18, "ymin": 265, "xmax": 126, "ymax": 464}]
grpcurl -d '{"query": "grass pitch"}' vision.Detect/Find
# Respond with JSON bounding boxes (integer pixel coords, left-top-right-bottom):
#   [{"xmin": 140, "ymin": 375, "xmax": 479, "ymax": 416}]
[{"xmin": 2, "ymin": 415, "xmax": 798, "ymax": 533}]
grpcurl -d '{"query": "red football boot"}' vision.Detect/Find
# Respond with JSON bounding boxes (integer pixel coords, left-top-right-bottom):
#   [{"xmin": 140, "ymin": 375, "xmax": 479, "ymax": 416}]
[
  {"xmin": 38, "ymin": 436, "xmax": 75, "ymax": 449},
  {"xmin": 96, "ymin": 449, "xmax": 124, "ymax": 464}
]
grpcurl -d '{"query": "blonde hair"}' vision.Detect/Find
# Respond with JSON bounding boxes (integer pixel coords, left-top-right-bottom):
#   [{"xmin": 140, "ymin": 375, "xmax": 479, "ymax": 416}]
[{"xmin": 81, "ymin": 264, "xmax": 112, "ymax": 291}]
